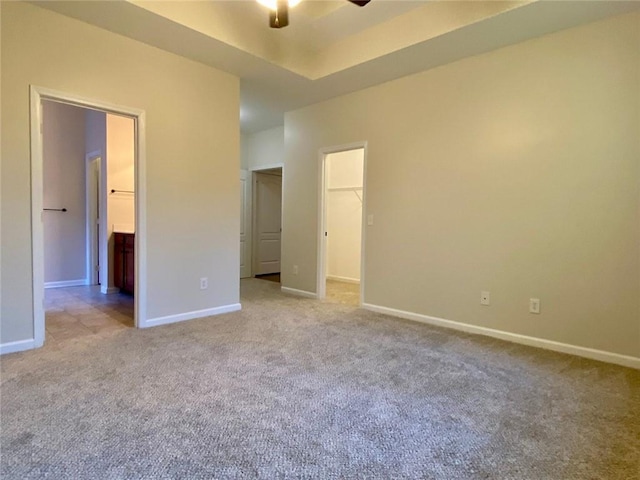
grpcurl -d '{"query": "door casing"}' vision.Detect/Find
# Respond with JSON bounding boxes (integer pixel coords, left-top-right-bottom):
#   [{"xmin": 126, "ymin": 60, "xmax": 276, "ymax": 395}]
[
  {"xmin": 85, "ymin": 153, "xmax": 102, "ymax": 286},
  {"xmin": 30, "ymin": 85, "xmax": 148, "ymax": 347},
  {"xmin": 240, "ymin": 169, "xmax": 251, "ymax": 279},
  {"xmin": 252, "ymin": 169, "xmax": 283, "ymax": 276},
  {"xmin": 243, "ymin": 163, "xmax": 284, "ymax": 280}
]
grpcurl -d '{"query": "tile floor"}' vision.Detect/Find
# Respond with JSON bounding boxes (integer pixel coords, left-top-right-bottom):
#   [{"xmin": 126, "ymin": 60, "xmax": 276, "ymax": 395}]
[{"xmin": 45, "ymin": 286, "xmax": 134, "ymax": 343}]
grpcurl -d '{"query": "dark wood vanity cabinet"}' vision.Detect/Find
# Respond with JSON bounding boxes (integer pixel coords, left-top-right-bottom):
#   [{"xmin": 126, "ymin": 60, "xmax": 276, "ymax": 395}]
[{"xmin": 114, "ymin": 232, "xmax": 135, "ymax": 295}]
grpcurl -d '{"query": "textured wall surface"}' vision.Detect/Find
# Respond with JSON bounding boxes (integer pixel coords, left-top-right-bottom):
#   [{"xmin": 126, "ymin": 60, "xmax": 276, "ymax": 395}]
[
  {"xmin": 1, "ymin": 2, "xmax": 239, "ymax": 343},
  {"xmin": 282, "ymin": 12, "xmax": 640, "ymax": 357}
]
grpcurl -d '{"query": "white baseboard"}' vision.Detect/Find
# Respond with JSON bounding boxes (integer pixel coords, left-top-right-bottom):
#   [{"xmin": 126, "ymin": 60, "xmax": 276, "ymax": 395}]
[
  {"xmin": 1, "ymin": 338, "xmax": 36, "ymax": 355},
  {"xmin": 362, "ymin": 303, "xmax": 640, "ymax": 370},
  {"xmin": 281, "ymin": 286, "xmax": 318, "ymax": 299},
  {"xmin": 100, "ymin": 286, "xmax": 120, "ymax": 295},
  {"xmin": 143, "ymin": 303, "xmax": 241, "ymax": 328},
  {"xmin": 326, "ymin": 275, "xmax": 360, "ymax": 285},
  {"xmin": 45, "ymin": 279, "xmax": 88, "ymax": 289}
]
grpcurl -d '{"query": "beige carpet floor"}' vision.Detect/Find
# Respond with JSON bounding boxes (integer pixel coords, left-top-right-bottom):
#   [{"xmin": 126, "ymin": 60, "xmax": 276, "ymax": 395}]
[
  {"xmin": 325, "ymin": 279, "xmax": 360, "ymax": 306},
  {"xmin": 1, "ymin": 278, "xmax": 638, "ymax": 479}
]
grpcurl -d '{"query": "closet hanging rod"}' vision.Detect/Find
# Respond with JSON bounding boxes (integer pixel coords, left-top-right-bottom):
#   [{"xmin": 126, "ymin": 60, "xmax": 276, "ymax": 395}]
[
  {"xmin": 110, "ymin": 189, "xmax": 134, "ymax": 194},
  {"xmin": 43, "ymin": 208, "xmax": 67, "ymax": 212}
]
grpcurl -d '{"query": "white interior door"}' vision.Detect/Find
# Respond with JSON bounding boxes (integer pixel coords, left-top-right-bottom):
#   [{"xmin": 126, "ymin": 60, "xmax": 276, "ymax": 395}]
[
  {"xmin": 254, "ymin": 172, "xmax": 282, "ymax": 275},
  {"xmin": 240, "ymin": 170, "xmax": 251, "ymax": 278}
]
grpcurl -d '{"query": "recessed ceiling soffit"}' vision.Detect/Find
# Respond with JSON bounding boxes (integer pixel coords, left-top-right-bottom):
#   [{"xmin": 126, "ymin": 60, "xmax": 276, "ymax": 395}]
[{"xmin": 130, "ymin": 0, "xmax": 535, "ymax": 80}]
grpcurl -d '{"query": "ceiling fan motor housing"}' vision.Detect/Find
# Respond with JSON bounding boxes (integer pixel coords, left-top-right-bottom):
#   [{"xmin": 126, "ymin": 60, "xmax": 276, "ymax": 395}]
[
  {"xmin": 268, "ymin": 0, "xmax": 370, "ymax": 29},
  {"xmin": 270, "ymin": 0, "xmax": 289, "ymax": 28}
]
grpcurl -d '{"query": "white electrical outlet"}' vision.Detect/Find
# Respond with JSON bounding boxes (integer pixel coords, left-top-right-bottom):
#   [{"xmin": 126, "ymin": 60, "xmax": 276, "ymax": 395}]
[
  {"xmin": 200, "ymin": 277, "xmax": 208, "ymax": 290},
  {"xmin": 367, "ymin": 214, "xmax": 374, "ymax": 226},
  {"xmin": 529, "ymin": 298, "xmax": 540, "ymax": 314},
  {"xmin": 480, "ymin": 291, "xmax": 490, "ymax": 306},
  {"xmin": 293, "ymin": 265, "xmax": 298, "ymax": 275}
]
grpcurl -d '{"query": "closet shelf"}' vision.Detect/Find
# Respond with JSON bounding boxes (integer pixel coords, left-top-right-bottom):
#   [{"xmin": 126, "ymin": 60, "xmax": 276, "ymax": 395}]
[
  {"xmin": 327, "ymin": 186, "xmax": 363, "ymax": 192},
  {"xmin": 327, "ymin": 186, "xmax": 363, "ymax": 204}
]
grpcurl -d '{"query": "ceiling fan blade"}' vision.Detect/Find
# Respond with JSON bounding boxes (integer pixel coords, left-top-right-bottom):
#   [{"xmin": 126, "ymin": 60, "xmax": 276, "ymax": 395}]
[
  {"xmin": 269, "ymin": 0, "xmax": 289, "ymax": 28},
  {"xmin": 347, "ymin": 0, "xmax": 371, "ymax": 6}
]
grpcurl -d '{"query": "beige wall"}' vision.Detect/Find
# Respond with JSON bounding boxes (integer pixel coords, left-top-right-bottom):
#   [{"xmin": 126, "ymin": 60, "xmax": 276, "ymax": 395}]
[
  {"xmin": 282, "ymin": 12, "xmax": 640, "ymax": 357},
  {"xmin": 42, "ymin": 101, "xmax": 87, "ymax": 285},
  {"xmin": 85, "ymin": 109, "xmax": 106, "ymax": 159},
  {"xmin": 1, "ymin": 2, "xmax": 239, "ymax": 343},
  {"xmin": 242, "ymin": 126, "xmax": 284, "ymax": 170},
  {"xmin": 240, "ymin": 135, "xmax": 250, "ymax": 170},
  {"xmin": 0, "ymin": 0, "xmax": 2, "ymax": 332}
]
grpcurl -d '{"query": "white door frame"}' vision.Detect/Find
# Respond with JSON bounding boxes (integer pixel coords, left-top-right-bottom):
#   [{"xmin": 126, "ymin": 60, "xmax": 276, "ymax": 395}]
[
  {"xmin": 240, "ymin": 169, "xmax": 251, "ymax": 279},
  {"xmin": 30, "ymin": 85, "xmax": 148, "ymax": 347},
  {"xmin": 250, "ymin": 163, "xmax": 283, "ymax": 277},
  {"xmin": 317, "ymin": 142, "xmax": 367, "ymax": 304},
  {"xmin": 85, "ymin": 152, "xmax": 101, "ymax": 286}
]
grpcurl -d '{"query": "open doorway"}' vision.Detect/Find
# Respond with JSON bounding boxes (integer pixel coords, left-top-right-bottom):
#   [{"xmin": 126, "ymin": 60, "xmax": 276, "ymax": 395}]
[
  {"xmin": 32, "ymin": 87, "xmax": 145, "ymax": 347},
  {"xmin": 318, "ymin": 146, "xmax": 366, "ymax": 306},
  {"xmin": 42, "ymin": 101, "xmax": 135, "ymax": 342},
  {"xmin": 252, "ymin": 167, "xmax": 282, "ymax": 284}
]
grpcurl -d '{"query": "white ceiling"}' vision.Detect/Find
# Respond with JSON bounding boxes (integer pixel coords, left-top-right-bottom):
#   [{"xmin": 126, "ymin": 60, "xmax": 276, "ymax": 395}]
[{"xmin": 34, "ymin": 0, "xmax": 640, "ymax": 133}]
